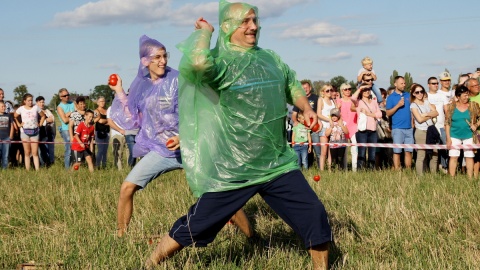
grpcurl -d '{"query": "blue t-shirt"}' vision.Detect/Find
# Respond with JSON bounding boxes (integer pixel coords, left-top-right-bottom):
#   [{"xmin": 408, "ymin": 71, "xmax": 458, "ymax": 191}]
[
  {"xmin": 386, "ymin": 91, "xmax": 411, "ymax": 129},
  {"xmin": 57, "ymin": 101, "xmax": 75, "ymax": 131},
  {"xmin": 450, "ymin": 108, "xmax": 472, "ymax": 140}
]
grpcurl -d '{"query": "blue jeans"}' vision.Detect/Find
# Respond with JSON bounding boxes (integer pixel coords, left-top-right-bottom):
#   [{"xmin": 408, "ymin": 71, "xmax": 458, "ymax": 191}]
[
  {"xmin": 311, "ymin": 131, "xmax": 321, "ymax": 161},
  {"xmin": 95, "ymin": 134, "xmax": 109, "ymax": 168},
  {"xmin": 371, "ymin": 83, "xmax": 383, "ymax": 103},
  {"xmin": 0, "ymin": 137, "xmax": 10, "ymax": 169},
  {"xmin": 125, "ymin": 134, "xmax": 137, "ymax": 167},
  {"xmin": 38, "ymin": 136, "xmax": 51, "ymax": 166},
  {"xmin": 60, "ymin": 129, "xmax": 71, "ymax": 168},
  {"xmin": 356, "ymin": 130, "xmax": 377, "ymax": 169},
  {"xmin": 293, "ymin": 144, "xmax": 309, "ymax": 169}
]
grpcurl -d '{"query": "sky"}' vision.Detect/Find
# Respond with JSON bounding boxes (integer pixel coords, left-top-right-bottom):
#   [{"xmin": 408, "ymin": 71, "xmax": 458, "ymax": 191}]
[{"xmin": 1, "ymin": 0, "xmax": 479, "ymax": 104}]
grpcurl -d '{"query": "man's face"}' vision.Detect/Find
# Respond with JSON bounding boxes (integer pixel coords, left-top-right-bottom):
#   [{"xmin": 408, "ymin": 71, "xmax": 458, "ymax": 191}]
[
  {"xmin": 0, "ymin": 90, "xmax": 4, "ymax": 101},
  {"xmin": 148, "ymin": 48, "xmax": 168, "ymax": 79},
  {"xmin": 60, "ymin": 91, "xmax": 70, "ymax": 102},
  {"xmin": 302, "ymin": 83, "xmax": 312, "ymax": 96},
  {"xmin": 230, "ymin": 9, "xmax": 258, "ymax": 48},
  {"xmin": 363, "ymin": 76, "xmax": 374, "ymax": 86},
  {"xmin": 395, "ymin": 78, "xmax": 406, "ymax": 91},
  {"xmin": 37, "ymin": 99, "xmax": 45, "ymax": 109},
  {"xmin": 428, "ymin": 80, "xmax": 439, "ymax": 92},
  {"xmin": 468, "ymin": 80, "xmax": 480, "ymax": 95},
  {"xmin": 440, "ymin": 79, "xmax": 451, "ymax": 89}
]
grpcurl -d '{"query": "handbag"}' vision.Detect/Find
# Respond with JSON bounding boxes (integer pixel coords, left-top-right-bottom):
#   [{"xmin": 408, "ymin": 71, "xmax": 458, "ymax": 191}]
[
  {"xmin": 23, "ymin": 127, "xmax": 39, "ymax": 136},
  {"xmin": 359, "ymin": 99, "xmax": 379, "ymax": 133},
  {"xmin": 357, "ymin": 113, "xmax": 367, "ymax": 131}
]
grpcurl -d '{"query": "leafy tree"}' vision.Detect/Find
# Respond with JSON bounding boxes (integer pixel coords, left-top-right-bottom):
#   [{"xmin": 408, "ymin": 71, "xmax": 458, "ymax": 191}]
[
  {"xmin": 90, "ymin": 85, "xmax": 115, "ymax": 107},
  {"xmin": 48, "ymin": 94, "xmax": 60, "ymax": 110},
  {"xmin": 389, "ymin": 70, "xmax": 399, "ymax": 87},
  {"xmin": 329, "ymin": 76, "xmax": 348, "ymax": 91},
  {"xmin": 404, "ymin": 72, "xmax": 413, "ymax": 91},
  {"xmin": 312, "ymin": 80, "xmax": 327, "ymax": 95},
  {"xmin": 389, "ymin": 70, "xmax": 414, "ymax": 91},
  {"xmin": 13, "ymin": 85, "xmax": 28, "ymax": 105}
]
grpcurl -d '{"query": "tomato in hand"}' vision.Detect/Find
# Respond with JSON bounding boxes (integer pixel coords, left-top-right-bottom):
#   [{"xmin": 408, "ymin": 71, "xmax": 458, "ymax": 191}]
[
  {"xmin": 304, "ymin": 118, "xmax": 320, "ymax": 132},
  {"xmin": 166, "ymin": 139, "xmax": 174, "ymax": 147},
  {"xmin": 108, "ymin": 74, "xmax": 118, "ymax": 86}
]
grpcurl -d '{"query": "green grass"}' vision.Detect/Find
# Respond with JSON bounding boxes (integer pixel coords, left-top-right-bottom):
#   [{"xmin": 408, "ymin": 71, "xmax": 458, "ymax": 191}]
[{"xmin": 1, "ymin": 162, "xmax": 480, "ymax": 269}]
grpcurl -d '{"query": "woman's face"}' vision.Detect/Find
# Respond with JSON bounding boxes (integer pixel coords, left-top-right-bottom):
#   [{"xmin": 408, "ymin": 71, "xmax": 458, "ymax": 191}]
[
  {"xmin": 342, "ymin": 87, "xmax": 352, "ymax": 97},
  {"xmin": 24, "ymin": 97, "xmax": 33, "ymax": 107},
  {"xmin": 412, "ymin": 87, "xmax": 425, "ymax": 101},
  {"xmin": 97, "ymin": 98, "xmax": 105, "ymax": 108},
  {"xmin": 323, "ymin": 86, "xmax": 333, "ymax": 98},
  {"xmin": 459, "ymin": 92, "xmax": 469, "ymax": 103},
  {"xmin": 77, "ymin": 101, "xmax": 86, "ymax": 111},
  {"xmin": 361, "ymin": 88, "xmax": 371, "ymax": 98}
]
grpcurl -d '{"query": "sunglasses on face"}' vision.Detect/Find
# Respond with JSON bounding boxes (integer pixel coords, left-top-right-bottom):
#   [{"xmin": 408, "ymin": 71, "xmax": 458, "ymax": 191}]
[
  {"xmin": 325, "ymin": 89, "xmax": 333, "ymax": 93},
  {"xmin": 343, "ymin": 88, "xmax": 352, "ymax": 91},
  {"xmin": 414, "ymin": 90, "xmax": 425, "ymax": 95},
  {"xmin": 429, "ymin": 82, "xmax": 438, "ymax": 85},
  {"xmin": 61, "ymin": 94, "xmax": 70, "ymax": 98},
  {"xmin": 364, "ymin": 79, "xmax": 373, "ymax": 82}
]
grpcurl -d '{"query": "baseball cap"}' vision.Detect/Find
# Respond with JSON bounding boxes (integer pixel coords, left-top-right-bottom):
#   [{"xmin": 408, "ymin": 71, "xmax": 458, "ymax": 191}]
[
  {"xmin": 439, "ymin": 71, "xmax": 451, "ymax": 81},
  {"xmin": 330, "ymin": 108, "xmax": 340, "ymax": 117}
]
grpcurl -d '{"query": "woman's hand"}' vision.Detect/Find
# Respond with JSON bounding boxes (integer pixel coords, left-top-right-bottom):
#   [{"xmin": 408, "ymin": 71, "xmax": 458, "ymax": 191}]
[
  {"xmin": 109, "ymin": 74, "xmax": 123, "ymax": 93},
  {"xmin": 166, "ymin": 135, "xmax": 180, "ymax": 151},
  {"xmin": 446, "ymin": 138, "xmax": 452, "ymax": 150}
]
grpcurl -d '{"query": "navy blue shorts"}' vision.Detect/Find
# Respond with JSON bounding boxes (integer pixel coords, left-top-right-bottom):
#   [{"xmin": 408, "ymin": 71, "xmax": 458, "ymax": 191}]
[{"xmin": 169, "ymin": 170, "xmax": 332, "ymax": 248}]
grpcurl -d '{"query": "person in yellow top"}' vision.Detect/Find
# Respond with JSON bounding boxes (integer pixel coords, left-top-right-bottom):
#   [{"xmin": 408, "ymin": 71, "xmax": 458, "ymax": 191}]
[{"xmin": 146, "ymin": 1, "xmax": 332, "ymax": 269}]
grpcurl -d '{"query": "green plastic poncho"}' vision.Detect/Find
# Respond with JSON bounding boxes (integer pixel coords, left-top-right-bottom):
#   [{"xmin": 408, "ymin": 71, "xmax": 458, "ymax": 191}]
[{"xmin": 177, "ymin": 0, "xmax": 306, "ymax": 197}]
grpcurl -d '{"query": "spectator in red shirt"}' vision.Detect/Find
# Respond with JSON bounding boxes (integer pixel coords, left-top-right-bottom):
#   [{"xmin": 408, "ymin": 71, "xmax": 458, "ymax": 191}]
[{"xmin": 71, "ymin": 110, "xmax": 95, "ymax": 172}]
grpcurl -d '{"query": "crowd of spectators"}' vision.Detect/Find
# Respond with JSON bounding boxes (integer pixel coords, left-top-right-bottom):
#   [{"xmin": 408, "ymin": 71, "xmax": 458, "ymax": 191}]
[
  {"xmin": 1, "ymin": 58, "xmax": 480, "ymax": 177},
  {"xmin": 0, "ymin": 87, "xmax": 136, "ymax": 171},
  {"xmin": 288, "ymin": 57, "xmax": 480, "ymax": 177}
]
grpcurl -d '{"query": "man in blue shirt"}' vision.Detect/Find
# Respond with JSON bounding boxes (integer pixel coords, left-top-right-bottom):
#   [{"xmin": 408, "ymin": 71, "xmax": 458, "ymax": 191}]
[{"xmin": 386, "ymin": 76, "xmax": 413, "ymax": 170}]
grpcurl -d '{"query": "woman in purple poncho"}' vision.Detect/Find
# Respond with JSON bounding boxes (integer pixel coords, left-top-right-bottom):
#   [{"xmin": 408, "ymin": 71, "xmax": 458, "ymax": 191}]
[
  {"xmin": 110, "ymin": 35, "xmax": 183, "ymax": 237},
  {"xmin": 111, "ymin": 35, "xmax": 252, "ymax": 238}
]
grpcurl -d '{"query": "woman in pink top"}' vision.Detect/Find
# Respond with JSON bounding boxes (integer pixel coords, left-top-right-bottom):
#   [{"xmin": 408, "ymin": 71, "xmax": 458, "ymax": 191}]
[
  {"xmin": 337, "ymin": 83, "xmax": 358, "ymax": 171},
  {"xmin": 352, "ymin": 83, "xmax": 382, "ymax": 170}
]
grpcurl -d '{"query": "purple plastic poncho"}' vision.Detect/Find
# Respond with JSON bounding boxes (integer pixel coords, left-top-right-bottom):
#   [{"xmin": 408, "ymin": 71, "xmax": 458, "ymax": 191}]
[{"xmin": 110, "ymin": 35, "xmax": 180, "ymax": 158}]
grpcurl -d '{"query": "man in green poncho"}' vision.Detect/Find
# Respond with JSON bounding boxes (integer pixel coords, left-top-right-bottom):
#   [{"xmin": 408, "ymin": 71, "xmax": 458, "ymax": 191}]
[{"xmin": 147, "ymin": 1, "xmax": 332, "ymax": 269}]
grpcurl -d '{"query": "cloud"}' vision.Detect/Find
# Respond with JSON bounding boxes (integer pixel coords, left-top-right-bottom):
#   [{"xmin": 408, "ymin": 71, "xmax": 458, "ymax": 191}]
[
  {"xmin": 444, "ymin": 44, "xmax": 475, "ymax": 51},
  {"xmin": 279, "ymin": 21, "xmax": 378, "ymax": 46},
  {"xmin": 49, "ymin": 0, "xmax": 311, "ymax": 28},
  {"xmin": 318, "ymin": 52, "xmax": 352, "ymax": 62},
  {"xmin": 49, "ymin": 0, "xmax": 172, "ymax": 28}
]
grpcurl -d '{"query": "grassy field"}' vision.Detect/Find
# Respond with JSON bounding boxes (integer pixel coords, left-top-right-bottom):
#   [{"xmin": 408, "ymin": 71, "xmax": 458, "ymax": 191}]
[{"xmin": 1, "ymin": 160, "xmax": 480, "ymax": 269}]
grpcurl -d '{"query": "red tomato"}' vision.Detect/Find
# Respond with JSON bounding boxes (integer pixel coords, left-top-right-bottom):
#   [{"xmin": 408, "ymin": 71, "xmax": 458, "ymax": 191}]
[
  {"xmin": 74, "ymin": 165, "xmax": 79, "ymax": 170},
  {"xmin": 200, "ymin": 19, "xmax": 208, "ymax": 23},
  {"xmin": 108, "ymin": 74, "xmax": 118, "ymax": 86},
  {"xmin": 304, "ymin": 118, "xmax": 320, "ymax": 132},
  {"xmin": 166, "ymin": 139, "xmax": 174, "ymax": 147},
  {"xmin": 313, "ymin": 175, "xmax": 320, "ymax": 182}
]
